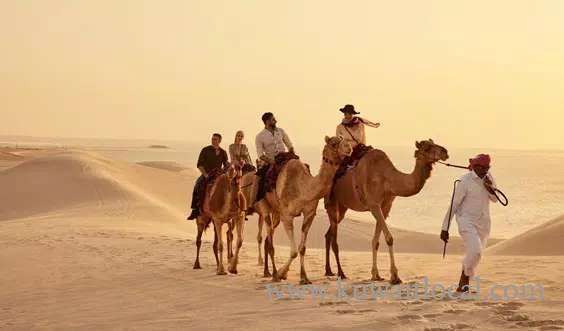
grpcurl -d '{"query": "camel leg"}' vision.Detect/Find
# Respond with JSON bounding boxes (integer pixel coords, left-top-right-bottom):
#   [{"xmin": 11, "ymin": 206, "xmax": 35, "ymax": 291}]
[
  {"xmin": 214, "ymin": 219, "xmax": 227, "ymax": 275},
  {"xmin": 324, "ymin": 203, "xmax": 338, "ymax": 276},
  {"xmin": 277, "ymin": 215, "xmax": 297, "ymax": 281},
  {"xmin": 228, "ymin": 213, "xmax": 245, "ymax": 274},
  {"xmin": 194, "ymin": 219, "xmax": 204, "ymax": 269},
  {"xmin": 212, "ymin": 220, "xmax": 219, "ymax": 267},
  {"xmin": 331, "ymin": 204, "xmax": 347, "ymax": 279},
  {"xmin": 381, "ymin": 220, "xmax": 402, "ymax": 284},
  {"xmin": 227, "ymin": 220, "xmax": 234, "ymax": 263},
  {"xmin": 324, "ymin": 227, "xmax": 334, "ymax": 276},
  {"xmin": 263, "ymin": 215, "xmax": 273, "ymax": 278},
  {"xmin": 331, "ymin": 224, "xmax": 347, "ymax": 279},
  {"xmin": 298, "ymin": 207, "xmax": 316, "ymax": 285},
  {"xmin": 370, "ymin": 209, "xmax": 385, "ymax": 281},
  {"xmin": 257, "ymin": 215, "xmax": 264, "ymax": 266}
]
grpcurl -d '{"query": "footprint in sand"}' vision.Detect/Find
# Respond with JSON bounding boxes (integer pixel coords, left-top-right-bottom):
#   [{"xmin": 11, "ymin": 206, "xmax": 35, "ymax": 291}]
[
  {"xmin": 515, "ymin": 320, "xmax": 564, "ymax": 328},
  {"xmin": 396, "ymin": 314, "xmax": 424, "ymax": 321}
]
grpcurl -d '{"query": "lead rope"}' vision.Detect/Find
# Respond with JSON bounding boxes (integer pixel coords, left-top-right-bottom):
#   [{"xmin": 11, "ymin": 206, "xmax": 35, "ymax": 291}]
[{"xmin": 438, "ymin": 161, "xmax": 509, "ymax": 206}]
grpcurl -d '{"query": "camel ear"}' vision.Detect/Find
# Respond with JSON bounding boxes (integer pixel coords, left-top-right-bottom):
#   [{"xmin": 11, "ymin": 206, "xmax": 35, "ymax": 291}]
[
  {"xmin": 325, "ymin": 136, "xmax": 331, "ymax": 144},
  {"xmin": 415, "ymin": 141, "xmax": 421, "ymax": 149},
  {"xmin": 429, "ymin": 138, "xmax": 434, "ymax": 144}
]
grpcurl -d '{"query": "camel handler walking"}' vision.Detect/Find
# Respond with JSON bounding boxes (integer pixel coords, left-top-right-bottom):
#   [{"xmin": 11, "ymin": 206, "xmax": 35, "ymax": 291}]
[{"xmin": 440, "ymin": 154, "xmax": 498, "ymax": 292}]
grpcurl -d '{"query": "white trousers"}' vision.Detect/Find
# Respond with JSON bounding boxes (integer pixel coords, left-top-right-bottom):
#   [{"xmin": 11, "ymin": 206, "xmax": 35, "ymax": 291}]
[{"xmin": 458, "ymin": 219, "xmax": 490, "ymax": 277}]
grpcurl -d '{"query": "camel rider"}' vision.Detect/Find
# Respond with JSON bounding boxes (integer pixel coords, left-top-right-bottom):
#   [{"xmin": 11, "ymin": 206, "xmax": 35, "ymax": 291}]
[
  {"xmin": 440, "ymin": 154, "xmax": 498, "ymax": 292},
  {"xmin": 336, "ymin": 104, "xmax": 380, "ymax": 151},
  {"xmin": 325, "ymin": 104, "xmax": 380, "ymax": 207},
  {"xmin": 255, "ymin": 112, "xmax": 295, "ymax": 201},
  {"xmin": 187, "ymin": 133, "xmax": 229, "ymax": 220}
]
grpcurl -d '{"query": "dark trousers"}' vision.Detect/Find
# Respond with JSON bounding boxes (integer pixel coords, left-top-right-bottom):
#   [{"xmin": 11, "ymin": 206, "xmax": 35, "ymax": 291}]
[
  {"xmin": 255, "ymin": 165, "xmax": 270, "ymax": 202},
  {"xmin": 190, "ymin": 175, "xmax": 206, "ymax": 210}
]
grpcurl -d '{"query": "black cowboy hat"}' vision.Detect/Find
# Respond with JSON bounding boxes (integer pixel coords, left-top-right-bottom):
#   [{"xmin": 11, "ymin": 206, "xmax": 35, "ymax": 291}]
[{"xmin": 339, "ymin": 104, "xmax": 360, "ymax": 115}]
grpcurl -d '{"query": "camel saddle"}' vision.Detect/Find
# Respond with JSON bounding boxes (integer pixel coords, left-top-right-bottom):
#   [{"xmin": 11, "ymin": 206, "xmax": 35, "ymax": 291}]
[
  {"xmin": 265, "ymin": 151, "xmax": 300, "ymax": 193},
  {"xmin": 334, "ymin": 144, "xmax": 373, "ymax": 181}
]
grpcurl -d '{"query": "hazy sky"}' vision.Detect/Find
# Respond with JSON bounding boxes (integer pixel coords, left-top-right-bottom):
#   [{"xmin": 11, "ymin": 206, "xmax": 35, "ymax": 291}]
[{"xmin": 2, "ymin": 1, "xmax": 563, "ymax": 150}]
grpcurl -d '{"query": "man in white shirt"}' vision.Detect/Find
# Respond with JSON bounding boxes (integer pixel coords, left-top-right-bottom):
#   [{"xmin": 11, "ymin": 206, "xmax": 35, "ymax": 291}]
[
  {"xmin": 255, "ymin": 112, "xmax": 294, "ymax": 164},
  {"xmin": 255, "ymin": 112, "xmax": 295, "ymax": 201},
  {"xmin": 441, "ymin": 154, "xmax": 498, "ymax": 292}
]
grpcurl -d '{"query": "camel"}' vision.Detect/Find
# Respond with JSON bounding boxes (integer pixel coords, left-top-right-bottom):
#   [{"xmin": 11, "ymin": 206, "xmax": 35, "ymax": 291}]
[
  {"xmin": 192, "ymin": 165, "xmax": 246, "ymax": 275},
  {"xmin": 324, "ymin": 139, "xmax": 449, "ymax": 284},
  {"xmin": 262, "ymin": 136, "xmax": 353, "ymax": 284},
  {"xmin": 193, "ymin": 167, "xmax": 269, "ymax": 273}
]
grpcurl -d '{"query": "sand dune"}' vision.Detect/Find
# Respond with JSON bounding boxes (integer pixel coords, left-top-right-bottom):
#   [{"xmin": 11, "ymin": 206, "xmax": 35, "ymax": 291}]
[
  {"xmin": 487, "ymin": 214, "xmax": 564, "ymax": 256},
  {"xmin": 0, "ymin": 151, "xmax": 193, "ymax": 222}
]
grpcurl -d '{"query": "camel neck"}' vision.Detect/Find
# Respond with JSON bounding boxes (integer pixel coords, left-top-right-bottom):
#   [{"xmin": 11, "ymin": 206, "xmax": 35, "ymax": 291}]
[
  {"xmin": 303, "ymin": 156, "xmax": 339, "ymax": 201},
  {"xmin": 392, "ymin": 156, "xmax": 432, "ymax": 197}
]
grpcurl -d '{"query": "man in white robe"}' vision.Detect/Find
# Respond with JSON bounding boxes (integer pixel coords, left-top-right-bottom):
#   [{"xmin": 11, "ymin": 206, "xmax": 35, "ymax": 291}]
[{"xmin": 441, "ymin": 154, "xmax": 498, "ymax": 292}]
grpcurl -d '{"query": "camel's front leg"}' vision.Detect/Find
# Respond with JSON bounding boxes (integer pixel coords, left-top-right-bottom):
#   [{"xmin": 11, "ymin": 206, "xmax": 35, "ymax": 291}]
[
  {"xmin": 370, "ymin": 209, "xmax": 385, "ymax": 281},
  {"xmin": 277, "ymin": 216, "xmax": 297, "ymax": 281},
  {"xmin": 194, "ymin": 219, "xmax": 204, "ymax": 269},
  {"xmin": 298, "ymin": 208, "xmax": 316, "ymax": 285},
  {"xmin": 228, "ymin": 213, "xmax": 245, "ymax": 274},
  {"xmin": 381, "ymin": 220, "xmax": 402, "ymax": 284},
  {"xmin": 226, "ymin": 220, "xmax": 234, "ymax": 263},
  {"xmin": 214, "ymin": 219, "xmax": 227, "ymax": 275},
  {"xmin": 263, "ymin": 215, "xmax": 272, "ymax": 278},
  {"xmin": 257, "ymin": 215, "xmax": 265, "ymax": 266}
]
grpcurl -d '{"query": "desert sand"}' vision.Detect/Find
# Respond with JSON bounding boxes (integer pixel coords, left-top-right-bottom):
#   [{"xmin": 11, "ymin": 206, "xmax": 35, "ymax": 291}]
[{"xmin": 1, "ymin": 148, "xmax": 563, "ymax": 330}]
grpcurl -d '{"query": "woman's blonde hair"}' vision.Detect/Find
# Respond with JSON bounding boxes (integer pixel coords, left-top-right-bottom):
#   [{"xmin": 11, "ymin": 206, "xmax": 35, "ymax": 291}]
[{"xmin": 234, "ymin": 130, "xmax": 244, "ymax": 143}]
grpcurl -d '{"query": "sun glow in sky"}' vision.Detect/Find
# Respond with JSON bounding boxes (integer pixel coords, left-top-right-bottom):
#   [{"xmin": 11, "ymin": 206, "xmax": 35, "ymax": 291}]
[{"xmin": 2, "ymin": 0, "xmax": 564, "ymax": 150}]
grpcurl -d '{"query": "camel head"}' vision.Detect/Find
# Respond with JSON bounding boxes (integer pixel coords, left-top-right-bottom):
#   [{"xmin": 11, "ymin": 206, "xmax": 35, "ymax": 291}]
[
  {"xmin": 323, "ymin": 136, "xmax": 353, "ymax": 165},
  {"xmin": 414, "ymin": 139, "xmax": 449, "ymax": 164}
]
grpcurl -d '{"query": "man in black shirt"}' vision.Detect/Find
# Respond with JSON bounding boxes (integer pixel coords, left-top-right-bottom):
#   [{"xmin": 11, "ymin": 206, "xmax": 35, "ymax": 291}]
[{"xmin": 187, "ymin": 133, "xmax": 229, "ymax": 220}]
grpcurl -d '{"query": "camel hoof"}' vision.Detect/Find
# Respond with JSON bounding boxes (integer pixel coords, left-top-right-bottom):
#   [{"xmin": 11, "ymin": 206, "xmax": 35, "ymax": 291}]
[
  {"xmin": 325, "ymin": 270, "xmax": 336, "ymax": 277},
  {"xmin": 228, "ymin": 267, "xmax": 238, "ymax": 274},
  {"xmin": 272, "ymin": 275, "xmax": 281, "ymax": 282},
  {"xmin": 217, "ymin": 270, "xmax": 227, "ymax": 276},
  {"xmin": 371, "ymin": 275, "xmax": 385, "ymax": 281},
  {"xmin": 263, "ymin": 271, "xmax": 272, "ymax": 278},
  {"xmin": 389, "ymin": 277, "xmax": 402, "ymax": 285},
  {"xmin": 193, "ymin": 262, "xmax": 201, "ymax": 269},
  {"xmin": 300, "ymin": 279, "xmax": 312, "ymax": 285}
]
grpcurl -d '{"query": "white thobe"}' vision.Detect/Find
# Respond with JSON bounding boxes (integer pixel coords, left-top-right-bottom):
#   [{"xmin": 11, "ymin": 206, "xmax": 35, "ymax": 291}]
[
  {"xmin": 442, "ymin": 171, "xmax": 498, "ymax": 277},
  {"xmin": 255, "ymin": 127, "xmax": 293, "ymax": 163}
]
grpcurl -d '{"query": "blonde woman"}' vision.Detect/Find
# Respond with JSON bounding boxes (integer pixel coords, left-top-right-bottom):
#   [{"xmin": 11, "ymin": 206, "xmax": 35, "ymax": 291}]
[{"xmin": 229, "ymin": 130, "xmax": 254, "ymax": 169}]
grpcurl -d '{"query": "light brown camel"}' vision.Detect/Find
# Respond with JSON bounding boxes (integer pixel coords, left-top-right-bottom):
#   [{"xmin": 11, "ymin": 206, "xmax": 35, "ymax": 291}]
[
  {"xmin": 262, "ymin": 136, "xmax": 353, "ymax": 284},
  {"xmin": 324, "ymin": 139, "xmax": 449, "ymax": 284},
  {"xmin": 193, "ymin": 165, "xmax": 246, "ymax": 275},
  {"xmin": 193, "ymin": 167, "xmax": 269, "ymax": 272}
]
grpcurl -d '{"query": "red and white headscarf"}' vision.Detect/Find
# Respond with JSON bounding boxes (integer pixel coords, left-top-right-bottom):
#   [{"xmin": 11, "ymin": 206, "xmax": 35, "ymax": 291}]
[{"xmin": 468, "ymin": 154, "xmax": 491, "ymax": 169}]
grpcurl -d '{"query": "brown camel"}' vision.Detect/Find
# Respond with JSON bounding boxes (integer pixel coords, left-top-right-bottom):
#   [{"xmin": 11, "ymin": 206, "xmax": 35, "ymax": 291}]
[
  {"xmin": 193, "ymin": 167, "xmax": 269, "ymax": 272},
  {"xmin": 193, "ymin": 165, "xmax": 246, "ymax": 275},
  {"xmin": 324, "ymin": 139, "xmax": 449, "ymax": 284},
  {"xmin": 262, "ymin": 136, "xmax": 353, "ymax": 284}
]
